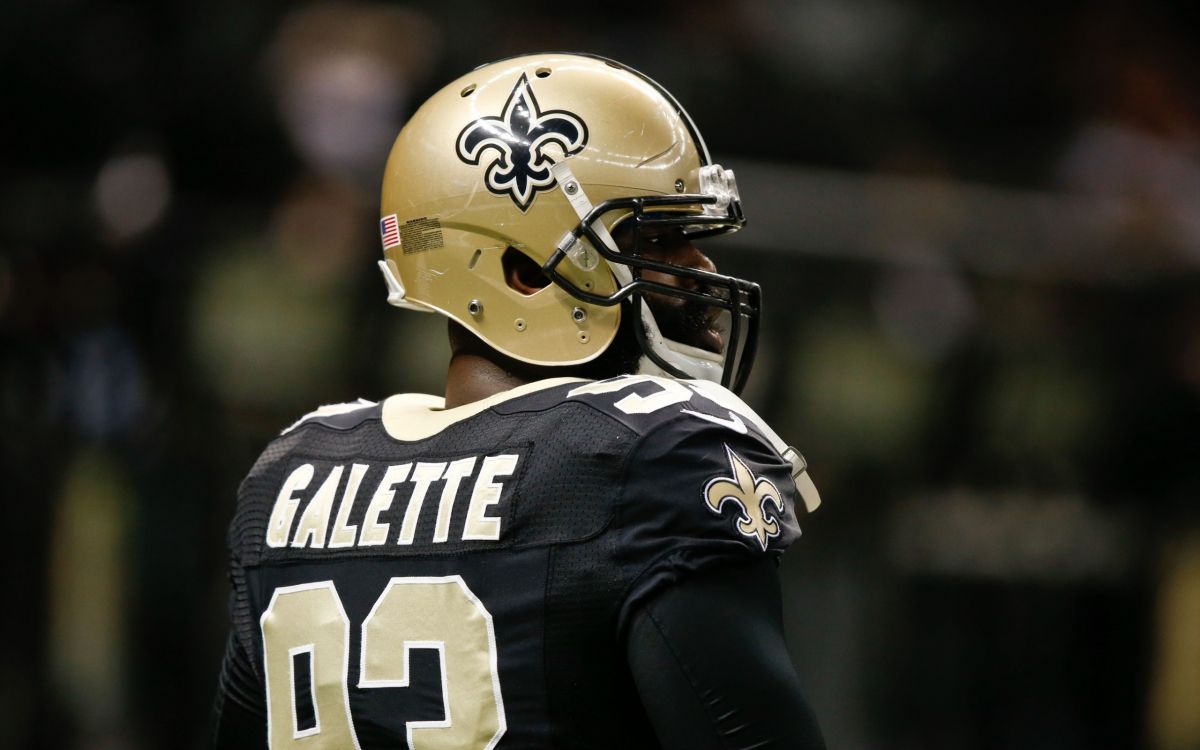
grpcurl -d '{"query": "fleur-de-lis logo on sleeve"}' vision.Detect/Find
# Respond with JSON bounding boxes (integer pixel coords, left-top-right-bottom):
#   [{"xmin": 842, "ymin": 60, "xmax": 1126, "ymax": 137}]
[
  {"xmin": 704, "ymin": 445, "xmax": 785, "ymax": 551},
  {"xmin": 456, "ymin": 74, "xmax": 588, "ymax": 212}
]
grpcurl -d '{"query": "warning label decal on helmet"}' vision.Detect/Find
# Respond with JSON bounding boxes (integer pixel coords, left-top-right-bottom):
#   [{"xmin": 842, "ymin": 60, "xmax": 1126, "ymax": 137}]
[
  {"xmin": 400, "ymin": 217, "xmax": 444, "ymax": 254},
  {"xmin": 455, "ymin": 73, "xmax": 588, "ymax": 212}
]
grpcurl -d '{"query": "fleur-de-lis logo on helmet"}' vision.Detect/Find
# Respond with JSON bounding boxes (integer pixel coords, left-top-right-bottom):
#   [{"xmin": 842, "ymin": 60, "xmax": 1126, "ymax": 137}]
[
  {"xmin": 704, "ymin": 445, "xmax": 785, "ymax": 551},
  {"xmin": 456, "ymin": 73, "xmax": 589, "ymax": 212}
]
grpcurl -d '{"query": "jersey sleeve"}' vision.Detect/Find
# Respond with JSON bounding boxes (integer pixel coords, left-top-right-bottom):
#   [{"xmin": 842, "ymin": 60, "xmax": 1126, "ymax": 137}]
[
  {"xmin": 213, "ymin": 431, "xmax": 298, "ymax": 748},
  {"xmin": 615, "ymin": 413, "xmax": 805, "ymax": 633},
  {"xmin": 211, "ymin": 630, "xmax": 267, "ymax": 748}
]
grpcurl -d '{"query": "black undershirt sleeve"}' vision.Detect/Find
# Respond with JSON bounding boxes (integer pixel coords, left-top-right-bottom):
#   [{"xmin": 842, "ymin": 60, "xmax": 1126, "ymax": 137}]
[{"xmin": 625, "ymin": 558, "xmax": 826, "ymax": 750}]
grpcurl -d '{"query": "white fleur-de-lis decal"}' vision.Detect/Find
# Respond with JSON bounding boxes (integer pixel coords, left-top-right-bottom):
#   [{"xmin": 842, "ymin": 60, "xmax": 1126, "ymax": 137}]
[
  {"xmin": 704, "ymin": 445, "xmax": 785, "ymax": 551},
  {"xmin": 456, "ymin": 74, "xmax": 588, "ymax": 212}
]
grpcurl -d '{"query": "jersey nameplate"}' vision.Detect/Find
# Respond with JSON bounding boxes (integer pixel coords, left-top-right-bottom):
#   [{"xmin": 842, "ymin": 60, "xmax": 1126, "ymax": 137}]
[{"xmin": 264, "ymin": 452, "xmax": 521, "ymax": 551}]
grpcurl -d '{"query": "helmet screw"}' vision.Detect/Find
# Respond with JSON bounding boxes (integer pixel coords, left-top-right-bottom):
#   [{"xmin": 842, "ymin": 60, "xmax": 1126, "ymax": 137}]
[
  {"xmin": 564, "ymin": 182, "xmax": 579, "ymax": 195},
  {"xmin": 571, "ymin": 307, "xmax": 587, "ymax": 323},
  {"xmin": 674, "ymin": 179, "xmax": 685, "ymax": 193},
  {"xmin": 514, "ymin": 318, "xmax": 527, "ymax": 332},
  {"xmin": 467, "ymin": 299, "xmax": 483, "ymax": 317}
]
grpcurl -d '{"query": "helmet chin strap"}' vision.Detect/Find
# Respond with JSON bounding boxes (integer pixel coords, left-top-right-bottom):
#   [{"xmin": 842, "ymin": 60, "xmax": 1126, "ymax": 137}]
[
  {"xmin": 631, "ymin": 298, "xmax": 724, "ymax": 382},
  {"xmin": 550, "ymin": 161, "xmax": 724, "ymax": 385}
]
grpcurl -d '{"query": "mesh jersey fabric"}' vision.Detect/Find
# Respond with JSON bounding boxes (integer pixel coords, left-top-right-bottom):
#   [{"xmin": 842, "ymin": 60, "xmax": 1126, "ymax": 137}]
[{"xmin": 214, "ymin": 375, "xmax": 807, "ymax": 749}]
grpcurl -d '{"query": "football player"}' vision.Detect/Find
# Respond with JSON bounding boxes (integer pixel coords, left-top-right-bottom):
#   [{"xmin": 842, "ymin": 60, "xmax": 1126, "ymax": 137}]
[{"xmin": 212, "ymin": 53, "xmax": 825, "ymax": 749}]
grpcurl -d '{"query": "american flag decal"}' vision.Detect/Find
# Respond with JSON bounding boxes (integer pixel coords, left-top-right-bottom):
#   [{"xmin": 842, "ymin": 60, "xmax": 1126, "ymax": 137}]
[{"xmin": 380, "ymin": 214, "xmax": 401, "ymax": 249}]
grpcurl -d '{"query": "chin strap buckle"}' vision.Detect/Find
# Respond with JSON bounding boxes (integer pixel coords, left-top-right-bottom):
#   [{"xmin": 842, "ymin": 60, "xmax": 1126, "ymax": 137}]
[{"xmin": 698, "ymin": 164, "xmax": 740, "ymax": 217}]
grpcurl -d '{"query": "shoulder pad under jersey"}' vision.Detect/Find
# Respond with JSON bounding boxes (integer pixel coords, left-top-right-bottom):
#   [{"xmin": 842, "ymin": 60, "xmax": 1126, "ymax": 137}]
[
  {"xmin": 236, "ymin": 398, "xmax": 381, "ymax": 536},
  {"xmin": 280, "ymin": 398, "xmax": 379, "ymax": 435},
  {"xmin": 564, "ymin": 375, "xmax": 820, "ymax": 512}
]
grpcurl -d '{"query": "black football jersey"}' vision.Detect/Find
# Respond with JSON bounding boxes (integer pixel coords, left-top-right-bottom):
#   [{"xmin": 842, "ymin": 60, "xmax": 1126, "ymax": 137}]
[{"xmin": 215, "ymin": 374, "xmax": 814, "ymax": 749}]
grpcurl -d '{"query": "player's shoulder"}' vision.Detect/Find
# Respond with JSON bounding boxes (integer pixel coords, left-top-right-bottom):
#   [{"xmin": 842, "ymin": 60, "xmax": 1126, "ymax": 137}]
[
  {"xmin": 596, "ymin": 376, "xmax": 819, "ymax": 622},
  {"xmin": 561, "ymin": 375, "xmax": 785, "ymax": 457},
  {"xmin": 562, "ymin": 374, "xmax": 822, "ymax": 514},
  {"xmin": 242, "ymin": 398, "xmax": 381, "ymax": 483},
  {"xmin": 486, "ymin": 373, "xmax": 777, "ymax": 453},
  {"xmin": 280, "ymin": 397, "xmax": 381, "ymax": 435}
]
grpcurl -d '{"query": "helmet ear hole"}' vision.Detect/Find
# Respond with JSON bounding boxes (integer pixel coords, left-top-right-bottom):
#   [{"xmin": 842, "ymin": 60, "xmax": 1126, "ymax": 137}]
[{"xmin": 501, "ymin": 247, "xmax": 550, "ymax": 296}]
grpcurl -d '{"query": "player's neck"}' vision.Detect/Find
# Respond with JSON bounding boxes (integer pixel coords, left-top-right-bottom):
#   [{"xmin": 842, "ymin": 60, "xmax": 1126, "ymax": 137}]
[{"xmin": 443, "ymin": 351, "xmax": 537, "ymax": 409}]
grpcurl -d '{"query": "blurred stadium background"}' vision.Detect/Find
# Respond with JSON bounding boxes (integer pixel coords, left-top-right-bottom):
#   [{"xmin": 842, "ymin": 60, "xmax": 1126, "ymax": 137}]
[{"xmin": 4, "ymin": 1, "xmax": 1199, "ymax": 747}]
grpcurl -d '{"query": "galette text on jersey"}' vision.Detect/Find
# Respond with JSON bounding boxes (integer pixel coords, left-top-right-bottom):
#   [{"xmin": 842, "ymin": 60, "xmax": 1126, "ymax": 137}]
[{"xmin": 265, "ymin": 454, "xmax": 519, "ymax": 548}]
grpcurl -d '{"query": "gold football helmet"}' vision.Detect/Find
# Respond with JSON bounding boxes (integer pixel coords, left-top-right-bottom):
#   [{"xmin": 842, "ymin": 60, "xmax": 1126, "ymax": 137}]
[{"xmin": 378, "ymin": 53, "xmax": 760, "ymax": 392}]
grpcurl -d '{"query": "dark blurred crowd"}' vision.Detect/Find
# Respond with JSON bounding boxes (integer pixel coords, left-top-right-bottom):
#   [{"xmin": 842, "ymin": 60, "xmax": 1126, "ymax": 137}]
[{"xmin": 3, "ymin": 2, "xmax": 1198, "ymax": 748}]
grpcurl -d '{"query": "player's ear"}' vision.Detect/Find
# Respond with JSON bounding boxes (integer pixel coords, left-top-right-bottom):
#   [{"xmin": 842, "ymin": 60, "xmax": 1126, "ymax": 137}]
[{"xmin": 502, "ymin": 247, "xmax": 550, "ymax": 296}]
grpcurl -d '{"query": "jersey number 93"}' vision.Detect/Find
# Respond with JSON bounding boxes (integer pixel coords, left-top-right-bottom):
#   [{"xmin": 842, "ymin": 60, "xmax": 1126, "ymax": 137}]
[{"xmin": 260, "ymin": 576, "xmax": 506, "ymax": 749}]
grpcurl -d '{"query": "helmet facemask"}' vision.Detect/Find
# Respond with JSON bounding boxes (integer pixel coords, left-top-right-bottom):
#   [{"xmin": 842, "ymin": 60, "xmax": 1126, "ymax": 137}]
[{"xmin": 543, "ymin": 161, "xmax": 761, "ymax": 394}]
